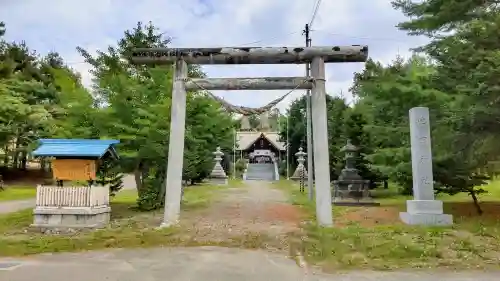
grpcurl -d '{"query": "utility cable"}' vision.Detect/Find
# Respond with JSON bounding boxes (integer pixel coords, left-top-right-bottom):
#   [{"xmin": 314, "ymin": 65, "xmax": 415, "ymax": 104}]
[{"xmin": 308, "ymin": 0, "xmax": 322, "ymax": 28}]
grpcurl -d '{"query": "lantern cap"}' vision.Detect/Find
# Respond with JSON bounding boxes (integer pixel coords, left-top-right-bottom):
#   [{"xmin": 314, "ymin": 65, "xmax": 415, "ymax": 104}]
[{"xmin": 341, "ymin": 139, "xmax": 358, "ymax": 152}]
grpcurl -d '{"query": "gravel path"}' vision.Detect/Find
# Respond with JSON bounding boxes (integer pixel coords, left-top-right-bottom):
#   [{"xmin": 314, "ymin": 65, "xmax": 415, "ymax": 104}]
[
  {"xmin": 0, "ymin": 247, "xmax": 498, "ymax": 281},
  {"xmin": 0, "ymin": 199, "xmax": 35, "ymax": 214},
  {"xmin": 180, "ymin": 180, "xmax": 303, "ymax": 243}
]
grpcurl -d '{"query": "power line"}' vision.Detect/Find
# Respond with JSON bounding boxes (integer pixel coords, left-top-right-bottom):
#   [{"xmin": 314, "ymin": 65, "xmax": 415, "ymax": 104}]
[
  {"xmin": 239, "ymin": 31, "xmax": 300, "ymax": 46},
  {"xmin": 308, "ymin": 0, "xmax": 322, "ymax": 28},
  {"xmin": 311, "ymin": 29, "xmax": 411, "ymax": 43}
]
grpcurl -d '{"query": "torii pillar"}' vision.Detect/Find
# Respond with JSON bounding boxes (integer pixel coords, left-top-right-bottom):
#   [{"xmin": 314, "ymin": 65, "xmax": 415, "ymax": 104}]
[{"xmin": 130, "ymin": 45, "xmax": 368, "ymax": 227}]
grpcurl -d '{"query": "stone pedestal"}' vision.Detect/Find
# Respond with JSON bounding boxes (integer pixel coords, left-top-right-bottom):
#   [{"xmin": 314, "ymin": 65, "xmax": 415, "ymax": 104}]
[
  {"xmin": 400, "ymin": 107, "xmax": 453, "ymax": 226},
  {"xmin": 400, "ymin": 200, "xmax": 453, "ymax": 225},
  {"xmin": 332, "ymin": 179, "xmax": 380, "ymax": 206},
  {"xmin": 33, "ymin": 206, "xmax": 111, "ymax": 231},
  {"xmin": 209, "ymin": 146, "xmax": 228, "ymax": 185},
  {"xmin": 31, "ymin": 185, "xmax": 111, "ymax": 232}
]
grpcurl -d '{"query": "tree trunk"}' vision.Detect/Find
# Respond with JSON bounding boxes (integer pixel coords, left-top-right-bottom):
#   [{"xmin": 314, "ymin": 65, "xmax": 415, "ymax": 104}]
[
  {"xmin": 40, "ymin": 158, "xmax": 47, "ymax": 172},
  {"xmin": 20, "ymin": 151, "xmax": 27, "ymax": 170},
  {"xmin": 134, "ymin": 165, "xmax": 143, "ymax": 194},
  {"xmin": 12, "ymin": 139, "xmax": 20, "ymax": 169},
  {"xmin": 470, "ymin": 190, "xmax": 483, "ymax": 215},
  {"xmin": 3, "ymin": 145, "xmax": 9, "ymax": 166},
  {"xmin": 157, "ymin": 173, "xmax": 167, "ymax": 204}
]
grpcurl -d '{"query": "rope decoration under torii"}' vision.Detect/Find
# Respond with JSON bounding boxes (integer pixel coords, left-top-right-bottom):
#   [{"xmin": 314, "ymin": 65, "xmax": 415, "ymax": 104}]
[{"xmin": 185, "ymin": 78, "xmax": 308, "ymax": 116}]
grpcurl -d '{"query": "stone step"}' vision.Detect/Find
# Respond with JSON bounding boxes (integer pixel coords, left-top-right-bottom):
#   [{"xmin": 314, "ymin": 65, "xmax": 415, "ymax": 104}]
[
  {"xmin": 246, "ymin": 172, "xmax": 274, "ymax": 176},
  {"xmin": 246, "ymin": 164, "xmax": 277, "ymax": 181}
]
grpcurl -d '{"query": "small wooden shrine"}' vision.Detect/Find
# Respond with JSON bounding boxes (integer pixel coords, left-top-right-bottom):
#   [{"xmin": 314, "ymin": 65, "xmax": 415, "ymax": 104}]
[{"xmin": 31, "ymin": 139, "xmax": 120, "ymax": 231}]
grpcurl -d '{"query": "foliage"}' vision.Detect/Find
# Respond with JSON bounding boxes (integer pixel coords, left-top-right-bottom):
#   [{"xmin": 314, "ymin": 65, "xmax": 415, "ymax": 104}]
[
  {"xmin": 0, "ymin": 21, "xmax": 235, "ymax": 210},
  {"xmin": 351, "ymin": 56, "xmax": 451, "ymax": 194},
  {"xmin": 95, "ymin": 157, "xmax": 123, "ymax": 196},
  {"xmin": 280, "ymin": 94, "xmax": 383, "ymax": 184},
  {"xmin": 341, "ymin": 109, "xmax": 386, "ymax": 188},
  {"xmin": 386, "ymin": 0, "xmax": 500, "ymax": 212},
  {"xmin": 76, "ymin": 22, "xmax": 235, "ymax": 210},
  {"xmin": 234, "ymin": 158, "xmax": 247, "ymax": 177}
]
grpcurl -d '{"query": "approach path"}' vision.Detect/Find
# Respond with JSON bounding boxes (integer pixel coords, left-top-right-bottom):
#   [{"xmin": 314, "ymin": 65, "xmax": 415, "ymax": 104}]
[{"xmin": 179, "ymin": 180, "xmax": 304, "ymax": 244}]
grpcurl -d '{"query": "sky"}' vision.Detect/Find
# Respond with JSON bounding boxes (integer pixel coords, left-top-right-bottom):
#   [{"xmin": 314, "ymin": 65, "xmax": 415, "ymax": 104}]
[{"xmin": 0, "ymin": 0, "xmax": 429, "ymax": 111}]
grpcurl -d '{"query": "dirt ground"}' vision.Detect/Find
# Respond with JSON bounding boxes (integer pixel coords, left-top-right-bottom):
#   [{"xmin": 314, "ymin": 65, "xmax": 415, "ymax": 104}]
[
  {"xmin": 337, "ymin": 206, "xmax": 402, "ymax": 227},
  {"xmin": 333, "ymin": 201, "xmax": 500, "ymax": 227},
  {"xmin": 179, "ymin": 180, "xmax": 305, "ymax": 250}
]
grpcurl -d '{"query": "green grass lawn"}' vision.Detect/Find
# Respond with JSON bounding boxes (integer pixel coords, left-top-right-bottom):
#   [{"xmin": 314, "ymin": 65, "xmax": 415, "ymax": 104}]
[
  {"xmin": 273, "ymin": 180, "xmax": 500, "ymax": 270},
  {"xmin": 0, "ymin": 185, "xmax": 37, "ymax": 202},
  {"xmin": 3, "ymin": 179, "xmax": 500, "ymax": 270},
  {"xmin": 0, "ymin": 182, "xmax": 243, "ymax": 256}
]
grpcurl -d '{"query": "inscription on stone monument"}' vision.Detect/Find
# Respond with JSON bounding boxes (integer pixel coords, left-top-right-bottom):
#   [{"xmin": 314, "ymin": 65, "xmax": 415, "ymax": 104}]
[{"xmin": 409, "ymin": 107, "xmax": 434, "ymax": 200}]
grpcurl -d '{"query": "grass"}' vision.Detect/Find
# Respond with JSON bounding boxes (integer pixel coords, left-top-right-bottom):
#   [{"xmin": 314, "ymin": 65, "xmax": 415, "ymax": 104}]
[
  {"xmin": 0, "ymin": 182, "xmax": 241, "ymax": 256},
  {"xmin": 0, "ymin": 185, "xmax": 36, "ymax": 201},
  {"xmin": 273, "ymin": 180, "xmax": 500, "ymax": 270},
  {"xmin": 4, "ymin": 179, "xmax": 500, "ymax": 270}
]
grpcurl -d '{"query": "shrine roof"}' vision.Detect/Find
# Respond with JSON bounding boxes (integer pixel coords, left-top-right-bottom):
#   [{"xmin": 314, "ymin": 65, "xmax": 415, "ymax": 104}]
[
  {"xmin": 32, "ymin": 139, "xmax": 120, "ymax": 159},
  {"xmin": 235, "ymin": 131, "xmax": 285, "ymax": 151}
]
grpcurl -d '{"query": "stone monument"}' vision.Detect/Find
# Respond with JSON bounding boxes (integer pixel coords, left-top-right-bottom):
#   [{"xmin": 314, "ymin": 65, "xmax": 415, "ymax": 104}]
[
  {"xmin": 291, "ymin": 147, "xmax": 308, "ymax": 181},
  {"xmin": 400, "ymin": 107, "xmax": 453, "ymax": 225},
  {"xmin": 332, "ymin": 140, "xmax": 379, "ymax": 206},
  {"xmin": 209, "ymin": 146, "xmax": 228, "ymax": 185}
]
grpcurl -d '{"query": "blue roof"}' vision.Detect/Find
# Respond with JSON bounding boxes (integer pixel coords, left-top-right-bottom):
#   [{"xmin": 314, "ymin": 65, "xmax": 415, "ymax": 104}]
[{"xmin": 32, "ymin": 139, "xmax": 120, "ymax": 158}]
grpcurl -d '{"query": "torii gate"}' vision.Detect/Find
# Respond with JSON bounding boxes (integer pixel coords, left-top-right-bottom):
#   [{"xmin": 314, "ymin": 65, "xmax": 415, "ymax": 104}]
[{"xmin": 130, "ymin": 45, "xmax": 368, "ymax": 227}]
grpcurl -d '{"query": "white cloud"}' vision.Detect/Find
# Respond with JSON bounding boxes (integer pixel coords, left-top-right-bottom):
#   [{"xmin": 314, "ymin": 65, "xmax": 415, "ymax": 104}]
[{"xmin": 0, "ymin": 0, "xmax": 428, "ymax": 110}]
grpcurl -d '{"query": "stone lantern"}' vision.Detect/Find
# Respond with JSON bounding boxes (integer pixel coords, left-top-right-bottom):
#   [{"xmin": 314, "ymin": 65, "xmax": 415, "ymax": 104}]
[
  {"xmin": 340, "ymin": 139, "xmax": 360, "ymax": 179},
  {"xmin": 291, "ymin": 147, "xmax": 308, "ymax": 181},
  {"xmin": 332, "ymin": 140, "xmax": 379, "ymax": 206},
  {"xmin": 209, "ymin": 146, "xmax": 228, "ymax": 185}
]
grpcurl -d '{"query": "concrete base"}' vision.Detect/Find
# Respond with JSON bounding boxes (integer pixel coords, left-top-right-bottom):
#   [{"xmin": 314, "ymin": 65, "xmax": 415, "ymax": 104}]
[
  {"xmin": 157, "ymin": 220, "xmax": 178, "ymax": 229},
  {"xmin": 400, "ymin": 200, "xmax": 453, "ymax": 226},
  {"xmin": 209, "ymin": 177, "xmax": 228, "ymax": 185},
  {"xmin": 31, "ymin": 206, "xmax": 111, "ymax": 231},
  {"xmin": 333, "ymin": 198, "xmax": 380, "ymax": 207}
]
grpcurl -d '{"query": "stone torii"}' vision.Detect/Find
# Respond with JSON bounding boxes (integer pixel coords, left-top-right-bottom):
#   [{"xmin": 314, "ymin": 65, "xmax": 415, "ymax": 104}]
[{"xmin": 129, "ymin": 45, "xmax": 368, "ymax": 227}]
